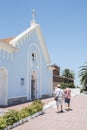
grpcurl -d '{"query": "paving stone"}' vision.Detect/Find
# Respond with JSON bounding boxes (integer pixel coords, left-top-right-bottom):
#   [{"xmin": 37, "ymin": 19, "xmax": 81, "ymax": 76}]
[{"xmin": 10, "ymin": 94, "xmax": 87, "ymax": 130}]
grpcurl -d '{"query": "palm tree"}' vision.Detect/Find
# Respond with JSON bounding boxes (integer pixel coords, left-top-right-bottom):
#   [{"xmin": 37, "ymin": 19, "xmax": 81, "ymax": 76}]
[
  {"xmin": 62, "ymin": 69, "xmax": 75, "ymax": 87},
  {"xmin": 62, "ymin": 69, "xmax": 74, "ymax": 79},
  {"xmin": 79, "ymin": 62, "xmax": 87, "ymax": 88}
]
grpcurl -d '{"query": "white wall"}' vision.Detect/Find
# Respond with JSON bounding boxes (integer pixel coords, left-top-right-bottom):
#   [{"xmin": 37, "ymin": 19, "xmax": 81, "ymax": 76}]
[
  {"xmin": 0, "ymin": 27, "xmax": 53, "ymax": 101},
  {"xmin": 71, "ymin": 88, "xmax": 80, "ymax": 97}
]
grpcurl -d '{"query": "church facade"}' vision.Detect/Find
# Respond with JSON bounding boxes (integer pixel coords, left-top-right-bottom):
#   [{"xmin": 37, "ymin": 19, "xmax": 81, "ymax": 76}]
[{"xmin": 0, "ymin": 12, "xmax": 53, "ymax": 106}]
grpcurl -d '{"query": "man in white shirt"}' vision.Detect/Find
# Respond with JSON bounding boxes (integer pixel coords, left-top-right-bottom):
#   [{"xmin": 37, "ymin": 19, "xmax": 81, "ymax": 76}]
[{"xmin": 54, "ymin": 84, "xmax": 64, "ymax": 113}]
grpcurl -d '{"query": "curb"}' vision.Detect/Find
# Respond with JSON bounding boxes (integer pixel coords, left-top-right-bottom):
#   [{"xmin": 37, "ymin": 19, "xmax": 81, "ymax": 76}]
[
  {"xmin": 3, "ymin": 101, "xmax": 55, "ymax": 130},
  {"xmin": 3, "ymin": 94, "xmax": 80, "ymax": 130},
  {"xmin": 3, "ymin": 110, "xmax": 44, "ymax": 130}
]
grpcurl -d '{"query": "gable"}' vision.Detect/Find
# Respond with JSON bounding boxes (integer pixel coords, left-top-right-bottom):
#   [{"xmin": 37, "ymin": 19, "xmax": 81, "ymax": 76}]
[
  {"xmin": 9, "ymin": 23, "xmax": 51, "ymax": 64},
  {"xmin": 35, "ymin": 25, "xmax": 51, "ymax": 64}
]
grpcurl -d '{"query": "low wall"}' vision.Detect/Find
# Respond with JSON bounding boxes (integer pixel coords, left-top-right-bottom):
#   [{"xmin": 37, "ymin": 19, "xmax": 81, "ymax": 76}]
[{"xmin": 71, "ymin": 88, "xmax": 80, "ymax": 96}]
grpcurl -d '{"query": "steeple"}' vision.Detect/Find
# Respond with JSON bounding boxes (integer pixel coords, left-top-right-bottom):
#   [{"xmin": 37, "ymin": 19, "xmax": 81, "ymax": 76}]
[{"xmin": 31, "ymin": 9, "xmax": 37, "ymax": 26}]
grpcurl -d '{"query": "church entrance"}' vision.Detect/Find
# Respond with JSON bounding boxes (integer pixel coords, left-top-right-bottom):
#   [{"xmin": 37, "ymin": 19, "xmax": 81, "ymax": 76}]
[
  {"xmin": 31, "ymin": 71, "xmax": 37, "ymax": 100},
  {"xmin": 0, "ymin": 67, "xmax": 7, "ymax": 106}
]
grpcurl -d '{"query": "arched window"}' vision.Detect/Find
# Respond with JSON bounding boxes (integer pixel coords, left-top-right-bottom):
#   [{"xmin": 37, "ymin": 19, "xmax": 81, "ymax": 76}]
[{"xmin": 32, "ymin": 52, "xmax": 36, "ymax": 61}]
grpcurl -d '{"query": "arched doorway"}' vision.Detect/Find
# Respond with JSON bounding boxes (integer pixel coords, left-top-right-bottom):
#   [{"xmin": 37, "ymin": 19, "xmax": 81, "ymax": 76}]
[
  {"xmin": 31, "ymin": 71, "xmax": 37, "ymax": 100},
  {"xmin": 0, "ymin": 67, "xmax": 7, "ymax": 106}
]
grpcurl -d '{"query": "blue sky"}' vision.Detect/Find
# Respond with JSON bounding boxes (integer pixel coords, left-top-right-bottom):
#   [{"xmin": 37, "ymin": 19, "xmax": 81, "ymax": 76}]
[{"xmin": 0, "ymin": 0, "xmax": 87, "ymax": 86}]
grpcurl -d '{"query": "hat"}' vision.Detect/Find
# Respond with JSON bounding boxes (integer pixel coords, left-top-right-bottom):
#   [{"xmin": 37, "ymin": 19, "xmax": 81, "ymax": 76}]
[{"xmin": 57, "ymin": 84, "xmax": 61, "ymax": 87}]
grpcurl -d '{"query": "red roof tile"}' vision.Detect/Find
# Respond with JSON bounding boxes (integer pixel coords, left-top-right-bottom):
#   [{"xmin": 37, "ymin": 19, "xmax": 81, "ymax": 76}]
[{"xmin": 0, "ymin": 37, "xmax": 15, "ymax": 43}]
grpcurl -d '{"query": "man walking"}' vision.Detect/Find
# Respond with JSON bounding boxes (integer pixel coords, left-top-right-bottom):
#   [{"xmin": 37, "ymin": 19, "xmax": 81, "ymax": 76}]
[{"xmin": 54, "ymin": 84, "xmax": 64, "ymax": 113}]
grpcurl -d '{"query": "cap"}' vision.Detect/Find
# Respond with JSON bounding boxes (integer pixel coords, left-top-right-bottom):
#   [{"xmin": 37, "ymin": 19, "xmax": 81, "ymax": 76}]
[{"xmin": 57, "ymin": 84, "xmax": 61, "ymax": 87}]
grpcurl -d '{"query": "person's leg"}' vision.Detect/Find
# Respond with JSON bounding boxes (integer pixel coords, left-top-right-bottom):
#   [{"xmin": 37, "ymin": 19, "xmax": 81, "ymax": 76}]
[
  {"xmin": 57, "ymin": 105, "xmax": 59, "ymax": 112},
  {"xmin": 65, "ymin": 99, "xmax": 71, "ymax": 111},
  {"xmin": 67, "ymin": 99, "xmax": 70, "ymax": 110},
  {"xmin": 60, "ymin": 99, "xmax": 63, "ymax": 112},
  {"xmin": 65, "ymin": 98, "xmax": 68, "ymax": 110},
  {"xmin": 60, "ymin": 105, "xmax": 63, "ymax": 112},
  {"xmin": 56, "ymin": 100, "xmax": 59, "ymax": 112}
]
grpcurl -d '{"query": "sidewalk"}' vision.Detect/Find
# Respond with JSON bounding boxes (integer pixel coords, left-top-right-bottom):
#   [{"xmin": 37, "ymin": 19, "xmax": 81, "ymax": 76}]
[{"xmin": 12, "ymin": 93, "xmax": 87, "ymax": 130}]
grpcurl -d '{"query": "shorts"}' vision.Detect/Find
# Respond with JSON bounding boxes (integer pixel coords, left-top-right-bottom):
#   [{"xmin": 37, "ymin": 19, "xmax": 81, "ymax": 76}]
[
  {"xmin": 56, "ymin": 98, "xmax": 63, "ymax": 106},
  {"xmin": 65, "ymin": 97, "xmax": 70, "ymax": 104}
]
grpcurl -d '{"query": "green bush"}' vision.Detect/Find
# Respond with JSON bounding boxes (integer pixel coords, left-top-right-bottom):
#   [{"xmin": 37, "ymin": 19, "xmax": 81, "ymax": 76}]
[
  {"xmin": 69, "ymin": 83, "xmax": 75, "ymax": 88},
  {"xmin": 32, "ymin": 99, "xmax": 43, "ymax": 112},
  {"xmin": 61, "ymin": 83, "xmax": 66, "ymax": 89},
  {"xmin": 61, "ymin": 82, "xmax": 75, "ymax": 89},
  {"xmin": 0, "ymin": 99, "xmax": 43, "ymax": 129},
  {"xmin": 19, "ymin": 106, "xmax": 31, "ymax": 119},
  {"xmin": 3, "ymin": 110, "xmax": 20, "ymax": 126},
  {"xmin": 80, "ymin": 88, "xmax": 84, "ymax": 93},
  {"xmin": 0, "ymin": 117, "xmax": 7, "ymax": 129}
]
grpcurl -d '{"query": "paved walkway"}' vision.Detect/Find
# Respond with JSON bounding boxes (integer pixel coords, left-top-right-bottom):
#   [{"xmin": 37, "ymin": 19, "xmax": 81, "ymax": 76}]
[{"xmin": 11, "ymin": 94, "xmax": 87, "ymax": 130}]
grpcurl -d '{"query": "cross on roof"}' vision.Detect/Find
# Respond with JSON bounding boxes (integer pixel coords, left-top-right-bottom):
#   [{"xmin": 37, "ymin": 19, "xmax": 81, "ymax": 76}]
[
  {"xmin": 32, "ymin": 9, "xmax": 36, "ymax": 21},
  {"xmin": 30, "ymin": 9, "xmax": 37, "ymax": 26}
]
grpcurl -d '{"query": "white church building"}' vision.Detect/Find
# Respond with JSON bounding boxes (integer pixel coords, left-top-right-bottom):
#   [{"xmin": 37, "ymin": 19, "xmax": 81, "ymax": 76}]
[{"xmin": 0, "ymin": 11, "xmax": 53, "ymax": 106}]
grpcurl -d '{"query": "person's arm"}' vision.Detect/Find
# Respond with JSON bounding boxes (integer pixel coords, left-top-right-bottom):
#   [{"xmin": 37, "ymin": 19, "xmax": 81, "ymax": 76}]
[
  {"xmin": 62, "ymin": 90, "xmax": 65, "ymax": 100},
  {"xmin": 54, "ymin": 89, "xmax": 57, "ymax": 97}
]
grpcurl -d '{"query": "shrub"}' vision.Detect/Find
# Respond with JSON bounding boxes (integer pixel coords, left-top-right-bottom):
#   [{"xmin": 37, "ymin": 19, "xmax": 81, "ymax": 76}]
[
  {"xmin": 0, "ymin": 99, "xmax": 43, "ymax": 129},
  {"xmin": 68, "ymin": 83, "xmax": 75, "ymax": 88},
  {"xmin": 19, "ymin": 106, "xmax": 31, "ymax": 119},
  {"xmin": 0, "ymin": 117, "xmax": 7, "ymax": 129},
  {"xmin": 61, "ymin": 82, "xmax": 75, "ymax": 89},
  {"xmin": 32, "ymin": 99, "xmax": 43, "ymax": 112},
  {"xmin": 61, "ymin": 83, "xmax": 66, "ymax": 89},
  {"xmin": 3, "ymin": 110, "xmax": 20, "ymax": 126}
]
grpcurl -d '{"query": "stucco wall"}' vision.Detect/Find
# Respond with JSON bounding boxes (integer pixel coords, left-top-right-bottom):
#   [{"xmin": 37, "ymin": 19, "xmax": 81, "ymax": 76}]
[{"xmin": 0, "ymin": 29, "xmax": 53, "ymax": 105}]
